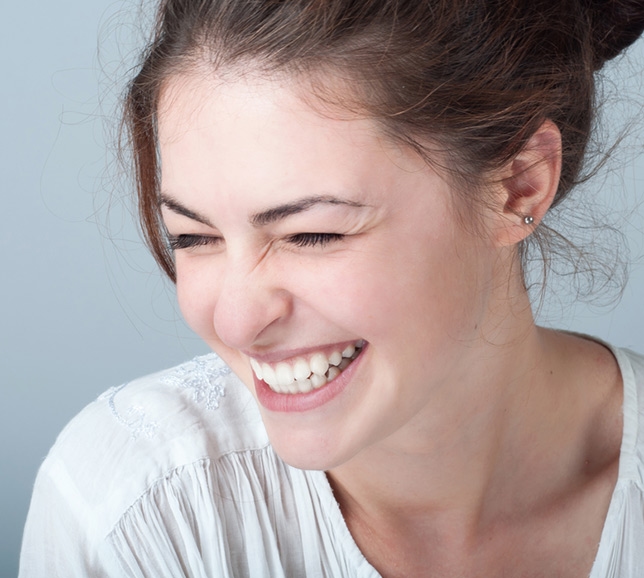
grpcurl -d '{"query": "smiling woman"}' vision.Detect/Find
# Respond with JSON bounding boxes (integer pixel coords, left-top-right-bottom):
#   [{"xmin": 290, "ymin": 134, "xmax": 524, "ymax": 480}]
[
  {"xmin": 156, "ymin": 72, "xmax": 530, "ymax": 473},
  {"xmin": 19, "ymin": 1, "xmax": 644, "ymax": 577}
]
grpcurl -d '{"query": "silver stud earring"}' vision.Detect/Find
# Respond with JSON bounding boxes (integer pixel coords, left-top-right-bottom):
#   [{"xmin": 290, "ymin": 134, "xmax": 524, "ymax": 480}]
[{"xmin": 523, "ymin": 215, "xmax": 534, "ymax": 225}]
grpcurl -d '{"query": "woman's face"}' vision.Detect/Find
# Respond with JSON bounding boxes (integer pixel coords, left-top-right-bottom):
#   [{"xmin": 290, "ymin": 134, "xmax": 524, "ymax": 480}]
[{"xmin": 158, "ymin": 73, "xmax": 504, "ymax": 470}]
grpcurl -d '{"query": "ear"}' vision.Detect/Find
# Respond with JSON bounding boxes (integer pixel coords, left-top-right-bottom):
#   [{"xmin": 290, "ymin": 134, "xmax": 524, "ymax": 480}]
[{"xmin": 492, "ymin": 119, "xmax": 562, "ymax": 247}]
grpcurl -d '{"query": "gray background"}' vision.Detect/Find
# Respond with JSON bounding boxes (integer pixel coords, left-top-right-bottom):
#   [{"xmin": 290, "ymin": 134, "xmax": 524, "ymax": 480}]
[{"xmin": 1, "ymin": 2, "xmax": 643, "ymax": 576}]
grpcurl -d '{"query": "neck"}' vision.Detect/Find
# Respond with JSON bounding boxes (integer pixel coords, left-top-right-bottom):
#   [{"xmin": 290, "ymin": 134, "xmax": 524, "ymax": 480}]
[{"xmin": 326, "ymin": 320, "xmax": 606, "ymax": 538}]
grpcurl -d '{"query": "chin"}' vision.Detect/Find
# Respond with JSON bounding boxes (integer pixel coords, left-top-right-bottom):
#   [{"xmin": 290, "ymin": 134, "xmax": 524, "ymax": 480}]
[{"xmin": 262, "ymin": 421, "xmax": 358, "ymax": 472}]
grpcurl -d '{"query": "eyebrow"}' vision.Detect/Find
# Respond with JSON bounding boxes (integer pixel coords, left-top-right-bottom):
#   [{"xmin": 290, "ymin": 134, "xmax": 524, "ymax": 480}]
[
  {"xmin": 250, "ymin": 195, "xmax": 366, "ymax": 226},
  {"xmin": 160, "ymin": 193, "xmax": 366, "ymax": 228},
  {"xmin": 160, "ymin": 194, "xmax": 215, "ymax": 227}
]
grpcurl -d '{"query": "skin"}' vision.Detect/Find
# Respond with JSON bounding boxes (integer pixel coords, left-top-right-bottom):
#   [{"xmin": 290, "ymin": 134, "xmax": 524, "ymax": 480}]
[{"xmin": 158, "ymin": 70, "xmax": 623, "ymax": 577}]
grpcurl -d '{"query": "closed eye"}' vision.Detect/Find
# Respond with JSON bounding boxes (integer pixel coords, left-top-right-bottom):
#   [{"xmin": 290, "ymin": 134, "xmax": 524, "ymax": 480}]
[
  {"xmin": 286, "ymin": 233, "xmax": 345, "ymax": 248},
  {"xmin": 167, "ymin": 234, "xmax": 221, "ymax": 251}
]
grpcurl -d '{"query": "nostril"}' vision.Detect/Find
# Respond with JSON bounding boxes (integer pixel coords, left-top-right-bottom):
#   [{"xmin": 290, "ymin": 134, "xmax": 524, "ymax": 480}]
[{"xmin": 212, "ymin": 283, "xmax": 292, "ymax": 351}]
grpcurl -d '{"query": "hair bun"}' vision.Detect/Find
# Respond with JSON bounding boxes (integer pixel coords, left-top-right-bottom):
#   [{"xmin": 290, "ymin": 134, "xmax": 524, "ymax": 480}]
[{"xmin": 586, "ymin": 0, "xmax": 644, "ymax": 68}]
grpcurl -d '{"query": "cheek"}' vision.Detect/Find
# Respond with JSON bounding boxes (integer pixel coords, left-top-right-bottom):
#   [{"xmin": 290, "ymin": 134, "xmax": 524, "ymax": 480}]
[
  {"xmin": 278, "ymin": 250, "xmax": 425, "ymax": 346},
  {"xmin": 175, "ymin": 265, "xmax": 220, "ymax": 343},
  {"xmin": 301, "ymin": 239, "xmax": 486, "ymax": 348}
]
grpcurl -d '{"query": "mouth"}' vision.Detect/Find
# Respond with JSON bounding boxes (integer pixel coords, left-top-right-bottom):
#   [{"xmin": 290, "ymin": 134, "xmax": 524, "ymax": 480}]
[{"xmin": 249, "ymin": 340, "xmax": 365, "ymax": 394}]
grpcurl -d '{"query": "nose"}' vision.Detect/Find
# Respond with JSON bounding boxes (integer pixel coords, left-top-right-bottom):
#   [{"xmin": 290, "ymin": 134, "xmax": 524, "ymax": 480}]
[{"xmin": 212, "ymin": 257, "xmax": 292, "ymax": 351}]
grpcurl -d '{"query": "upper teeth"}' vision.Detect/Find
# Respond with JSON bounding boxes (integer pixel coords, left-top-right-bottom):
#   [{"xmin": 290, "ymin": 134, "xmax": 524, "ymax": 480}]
[{"xmin": 249, "ymin": 341, "xmax": 363, "ymax": 394}]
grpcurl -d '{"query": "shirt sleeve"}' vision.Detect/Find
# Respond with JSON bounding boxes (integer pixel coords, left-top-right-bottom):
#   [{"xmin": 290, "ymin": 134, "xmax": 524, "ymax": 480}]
[{"xmin": 19, "ymin": 454, "xmax": 122, "ymax": 578}]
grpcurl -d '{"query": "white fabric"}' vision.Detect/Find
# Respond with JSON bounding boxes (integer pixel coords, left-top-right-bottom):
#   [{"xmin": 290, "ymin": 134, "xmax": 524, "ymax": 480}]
[{"xmin": 19, "ymin": 346, "xmax": 644, "ymax": 577}]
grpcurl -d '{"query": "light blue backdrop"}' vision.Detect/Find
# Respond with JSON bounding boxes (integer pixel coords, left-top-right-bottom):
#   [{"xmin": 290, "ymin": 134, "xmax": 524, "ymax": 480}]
[{"xmin": 2, "ymin": 2, "xmax": 643, "ymax": 576}]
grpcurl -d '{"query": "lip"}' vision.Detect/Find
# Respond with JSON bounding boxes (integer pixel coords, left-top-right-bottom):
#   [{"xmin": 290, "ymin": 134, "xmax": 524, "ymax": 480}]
[{"xmin": 254, "ymin": 342, "xmax": 367, "ymax": 412}]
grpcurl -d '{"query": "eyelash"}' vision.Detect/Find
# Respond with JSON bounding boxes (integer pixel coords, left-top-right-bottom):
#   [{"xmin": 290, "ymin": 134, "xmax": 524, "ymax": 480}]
[
  {"xmin": 167, "ymin": 234, "xmax": 219, "ymax": 250},
  {"xmin": 286, "ymin": 233, "xmax": 345, "ymax": 248},
  {"xmin": 167, "ymin": 232, "xmax": 344, "ymax": 251}
]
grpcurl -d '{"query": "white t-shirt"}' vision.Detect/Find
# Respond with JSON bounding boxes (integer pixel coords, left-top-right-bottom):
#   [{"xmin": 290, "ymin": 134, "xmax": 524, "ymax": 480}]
[{"xmin": 19, "ymin": 347, "xmax": 644, "ymax": 577}]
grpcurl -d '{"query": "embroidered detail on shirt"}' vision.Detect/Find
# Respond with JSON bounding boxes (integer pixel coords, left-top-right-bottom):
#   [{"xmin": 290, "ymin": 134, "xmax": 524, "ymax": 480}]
[
  {"xmin": 96, "ymin": 355, "xmax": 229, "ymax": 440},
  {"xmin": 160, "ymin": 353, "xmax": 229, "ymax": 410},
  {"xmin": 98, "ymin": 384, "xmax": 159, "ymax": 440}
]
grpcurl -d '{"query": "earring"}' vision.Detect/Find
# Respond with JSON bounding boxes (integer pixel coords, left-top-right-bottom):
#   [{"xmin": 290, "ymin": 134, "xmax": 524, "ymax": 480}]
[{"xmin": 523, "ymin": 215, "xmax": 534, "ymax": 225}]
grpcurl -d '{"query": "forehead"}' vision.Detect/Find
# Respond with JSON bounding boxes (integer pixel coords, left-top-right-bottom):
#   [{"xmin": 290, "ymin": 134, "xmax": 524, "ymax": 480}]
[
  {"xmin": 158, "ymin": 72, "xmax": 386, "ymax": 159},
  {"xmin": 156, "ymin": 72, "xmax": 432, "ymax": 205}
]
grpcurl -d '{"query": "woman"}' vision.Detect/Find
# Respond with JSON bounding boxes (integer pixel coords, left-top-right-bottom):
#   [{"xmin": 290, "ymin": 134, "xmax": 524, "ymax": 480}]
[{"xmin": 20, "ymin": 0, "xmax": 644, "ymax": 576}]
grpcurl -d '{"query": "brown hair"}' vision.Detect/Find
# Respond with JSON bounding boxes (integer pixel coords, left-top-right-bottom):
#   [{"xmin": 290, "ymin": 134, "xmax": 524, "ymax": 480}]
[{"xmin": 123, "ymin": 0, "xmax": 644, "ymax": 282}]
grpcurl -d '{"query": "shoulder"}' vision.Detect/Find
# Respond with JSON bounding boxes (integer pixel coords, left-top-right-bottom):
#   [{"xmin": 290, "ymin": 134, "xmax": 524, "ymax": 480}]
[
  {"xmin": 57, "ymin": 352, "xmax": 265, "ymax": 452},
  {"xmin": 33, "ymin": 353, "xmax": 268, "ymax": 536},
  {"xmin": 589, "ymin": 346, "xmax": 644, "ymax": 577},
  {"xmin": 21, "ymin": 355, "xmax": 341, "ymax": 576}
]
